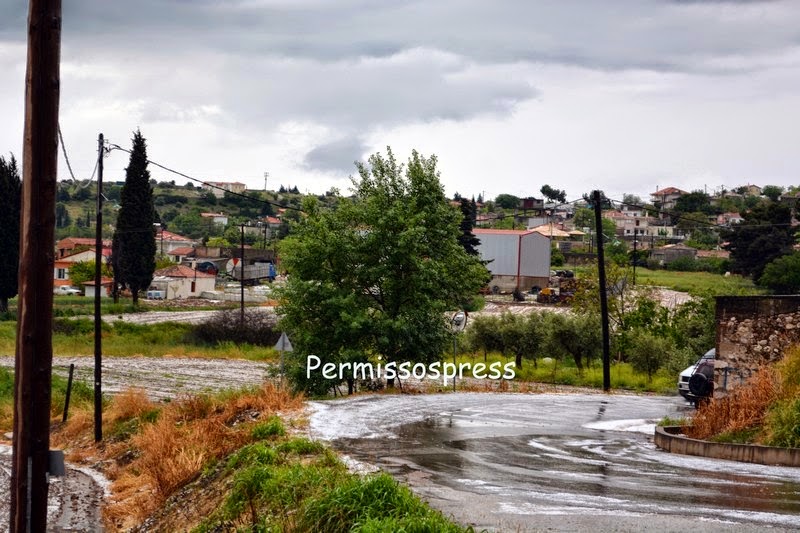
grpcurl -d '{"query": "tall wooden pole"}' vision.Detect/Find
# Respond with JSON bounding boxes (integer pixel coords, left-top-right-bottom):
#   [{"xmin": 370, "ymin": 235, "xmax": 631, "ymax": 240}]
[
  {"xmin": 11, "ymin": 1, "xmax": 61, "ymax": 530},
  {"xmin": 593, "ymin": 190, "xmax": 611, "ymax": 392},
  {"xmin": 94, "ymin": 134, "xmax": 103, "ymax": 442}
]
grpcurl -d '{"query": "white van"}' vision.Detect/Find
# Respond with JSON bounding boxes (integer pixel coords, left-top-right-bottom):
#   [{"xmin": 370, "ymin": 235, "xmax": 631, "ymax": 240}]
[{"xmin": 678, "ymin": 348, "xmax": 715, "ymax": 406}]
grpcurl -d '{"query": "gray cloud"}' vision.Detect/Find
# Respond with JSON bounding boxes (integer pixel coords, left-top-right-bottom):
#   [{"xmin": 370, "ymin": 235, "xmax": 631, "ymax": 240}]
[{"xmin": 302, "ymin": 136, "xmax": 368, "ymax": 174}]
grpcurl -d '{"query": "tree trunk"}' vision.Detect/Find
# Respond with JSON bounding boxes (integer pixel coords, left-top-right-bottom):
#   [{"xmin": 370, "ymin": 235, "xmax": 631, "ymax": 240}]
[
  {"xmin": 515, "ymin": 353, "xmax": 522, "ymax": 369},
  {"xmin": 0, "ymin": 297, "xmax": 7, "ymax": 314},
  {"xmin": 347, "ymin": 377, "xmax": 354, "ymax": 395}
]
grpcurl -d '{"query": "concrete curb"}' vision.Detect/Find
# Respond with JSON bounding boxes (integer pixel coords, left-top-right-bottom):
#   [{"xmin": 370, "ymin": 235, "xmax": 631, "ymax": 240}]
[{"xmin": 655, "ymin": 425, "xmax": 800, "ymax": 467}]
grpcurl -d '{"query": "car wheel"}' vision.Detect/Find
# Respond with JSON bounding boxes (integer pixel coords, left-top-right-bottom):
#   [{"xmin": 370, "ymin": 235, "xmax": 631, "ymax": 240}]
[{"xmin": 688, "ymin": 373, "xmax": 712, "ymax": 398}]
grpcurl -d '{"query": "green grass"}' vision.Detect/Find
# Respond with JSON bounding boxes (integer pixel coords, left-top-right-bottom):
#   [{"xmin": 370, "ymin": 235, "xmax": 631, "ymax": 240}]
[
  {"xmin": 710, "ymin": 427, "xmax": 762, "ymax": 444},
  {"xmin": 458, "ymin": 352, "xmax": 676, "ymax": 394},
  {"xmin": 630, "ymin": 268, "xmax": 762, "ymax": 295},
  {"xmin": 0, "ymin": 319, "xmax": 276, "ymax": 360},
  {"xmin": 199, "ymin": 438, "xmax": 470, "ymax": 533},
  {"xmin": 0, "ymin": 365, "xmax": 97, "ymax": 424}
]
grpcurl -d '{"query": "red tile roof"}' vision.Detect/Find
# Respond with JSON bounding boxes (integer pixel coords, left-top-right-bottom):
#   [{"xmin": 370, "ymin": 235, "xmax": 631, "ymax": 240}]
[{"xmin": 154, "ymin": 265, "xmax": 215, "ymax": 278}]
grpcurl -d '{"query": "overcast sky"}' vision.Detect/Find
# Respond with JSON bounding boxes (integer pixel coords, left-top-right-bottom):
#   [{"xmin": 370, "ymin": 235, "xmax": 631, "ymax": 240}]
[{"xmin": 1, "ymin": 0, "xmax": 799, "ymax": 203}]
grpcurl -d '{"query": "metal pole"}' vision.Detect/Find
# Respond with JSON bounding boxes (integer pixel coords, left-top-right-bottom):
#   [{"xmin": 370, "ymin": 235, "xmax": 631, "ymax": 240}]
[
  {"xmin": 94, "ymin": 133, "xmax": 103, "ymax": 442},
  {"xmin": 11, "ymin": 1, "xmax": 61, "ymax": 530},
  {"xmin": 632, "ymin": 237, "xmax": 637, "ymax": 286},
  {"xmin": 593, "ymin": 190, "xmax": 611, "ymax": 392},
  {"xmin": 453, "ymin": 335, "xmax": 457, "ymax": 392},
  {"xmin": 62, "ymin": 364, "xmax": 74, "ymax": 423}
]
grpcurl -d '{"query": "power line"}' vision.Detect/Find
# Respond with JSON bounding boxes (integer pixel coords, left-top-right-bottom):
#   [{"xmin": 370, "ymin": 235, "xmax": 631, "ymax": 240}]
[{"xmin": 106, "ymin": 143, "xmax": 304, "ymax": 213}]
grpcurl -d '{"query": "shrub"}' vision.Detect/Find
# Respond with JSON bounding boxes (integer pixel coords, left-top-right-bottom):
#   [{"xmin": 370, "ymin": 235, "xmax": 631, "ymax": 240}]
[{"xmin": 189, "ymin": 309, "xmax": 281, "ymax": 347}]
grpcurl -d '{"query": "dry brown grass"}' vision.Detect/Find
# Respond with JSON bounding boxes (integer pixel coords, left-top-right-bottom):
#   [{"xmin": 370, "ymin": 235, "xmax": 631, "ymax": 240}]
[
  {"xmin": 103, "ymin": 388, "xmax": 155, "ymax": 424},
  {"xmin": 685, "ymin": 366, "xmax": 780, "ymax": 441},
  {"xmin": 101, "ymin": 382, "xmax": 304, "ymax": 531}
]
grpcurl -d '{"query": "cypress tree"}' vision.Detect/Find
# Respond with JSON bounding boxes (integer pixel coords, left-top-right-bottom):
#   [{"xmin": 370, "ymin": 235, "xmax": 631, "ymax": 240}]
[
  {"xmin": 0, "ymin": 154, "xmax": 20, "ymax": 313},
  {"xmin": 112, "ymin": 130, "xmax": 156, "ymax": 305},
  {"xmin": 458, "ymin": 197, "xmax": 481, "ymax": 256}
]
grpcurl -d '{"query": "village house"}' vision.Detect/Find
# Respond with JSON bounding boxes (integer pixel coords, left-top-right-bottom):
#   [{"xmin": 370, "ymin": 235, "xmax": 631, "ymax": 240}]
[
  {"xmin": 201, "ymin": 181, "xmax": 247, "ymax": 198},
  {"xmin": 53, "ymin": 246, "xmax": 111, "ymax": 288},
  {"xmin": 200, "ymin": 212, "xmax": 229, "ymax": 226},
  {"xmin": 148, "ymin": 264, "xmax": 216, "ymax": 300},
  {"xmin": 155, "ymin": 228, "xmax": 199, "ymax": 256},
  {"xmin": 55, "ymin": 236, "xmax": 112, "ymax": 259},
  {"xmin": 650, "ymin": 187, "xmax": 688, "ymax": 212}
]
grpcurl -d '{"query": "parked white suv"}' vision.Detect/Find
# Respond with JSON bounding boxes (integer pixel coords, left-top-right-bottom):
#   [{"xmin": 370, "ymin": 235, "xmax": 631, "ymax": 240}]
[
  {"xmin": 678, "ymin": 348, "xmax": 715, "ymax": 406},
  {"xmin": 53, "ymin": 285, "xmax": 81, "ymax": 296}
]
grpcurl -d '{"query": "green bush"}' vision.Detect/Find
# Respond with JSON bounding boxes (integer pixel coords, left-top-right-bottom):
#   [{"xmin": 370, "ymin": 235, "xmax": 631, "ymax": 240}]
[{"xmin": 764, "ymin": 397, "xmax": 800, "ymax": 448}]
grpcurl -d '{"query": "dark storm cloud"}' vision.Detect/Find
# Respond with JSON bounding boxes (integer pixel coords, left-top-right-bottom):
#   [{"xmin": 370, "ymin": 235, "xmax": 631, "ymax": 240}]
[
  {"xmin": 49, "ymin": 0, "xmax": 800, "ymax": 74},
  {"xmin": 5, "ymin": 0, "xmax": 797, "ymax": 177},
  {"xmin": 302, "ymin": 136, "xmax": 368, "ymax": 174}
]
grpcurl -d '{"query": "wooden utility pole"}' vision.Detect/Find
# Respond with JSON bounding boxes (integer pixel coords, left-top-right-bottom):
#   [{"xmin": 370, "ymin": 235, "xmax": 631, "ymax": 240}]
[
  {"xmin": 11, "ymin": 1, "xmax": 61, "ymax": 531},
  {"xmin": 94, "ymin": 133, "xmax": 104, "ymax": 442},
  {"xmin": 592, "ymin": 190, "xmax": 611, "ymax": 392}
]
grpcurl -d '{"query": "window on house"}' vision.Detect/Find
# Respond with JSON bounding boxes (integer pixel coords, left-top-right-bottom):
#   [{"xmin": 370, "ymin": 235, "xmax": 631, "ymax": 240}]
[
  {"xmin": 191, "ymin": 281, "xmax": 196, "ymax": 293},
  {"xmin": 56, "ymin": 268, "xmax": 67, "ymax": 280}
]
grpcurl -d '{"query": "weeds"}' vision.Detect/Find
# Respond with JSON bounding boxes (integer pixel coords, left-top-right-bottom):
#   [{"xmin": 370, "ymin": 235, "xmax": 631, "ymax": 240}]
[
  {"xmin": 685, "ymin": 365, "xmax": 778, "ymax": 441},
  {"xmin": 98, "ymin": 382, "xmax": 304, "ymax": 530},
  {"xmin": 251, "ymin": 415, "xmax": 285, "ymax": 440},
  {"xmin": 686, "ymin": 345, "xmax": 800, "ymax": 447}
]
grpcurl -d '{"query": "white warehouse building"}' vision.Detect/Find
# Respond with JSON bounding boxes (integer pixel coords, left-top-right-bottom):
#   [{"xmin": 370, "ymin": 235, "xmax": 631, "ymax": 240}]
[{"xmin": 473, "ymin": 228, "xmax": 551, "ymax": 293}]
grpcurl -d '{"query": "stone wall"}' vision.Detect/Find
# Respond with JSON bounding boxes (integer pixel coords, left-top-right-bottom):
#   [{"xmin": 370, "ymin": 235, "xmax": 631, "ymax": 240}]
[{"xmin": 715, "ymin": 296, "xmax": 800, "ymax": 396}]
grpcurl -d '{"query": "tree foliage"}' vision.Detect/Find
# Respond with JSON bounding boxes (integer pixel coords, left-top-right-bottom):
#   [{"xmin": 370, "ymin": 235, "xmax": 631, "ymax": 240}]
[
  {"xmin": 67, "ymin": 260, "xmax": 113, "ymax": 288},
  {"xmin": 761, "ymin": 185, "xmax": 784, "ymax": 203},
  {"xmin": 457, "ymin": 198, "xmax": 480, "ymax": 256},
  {"xmin": 758, "ymin": 253, "xmax": 800, "ymax": 294},
  {"xmin": 112, "ymin": 130, "xmax": 157, "ymax": 304},
  {"xmin": 722, "ymin": 201, "xmax": 794, "ymax": 280},
  {"xmin": 277, "ymin": 148, "xmax": 490, "ymax": 394},
  {"xmin": 494, "ymin": 193, "xmax": 520, "ymax": 209},
  {"xmin": 673, "ymin": 190, "xmax": 713, "ymax": 215},
  {"xmin": 540, "ymin": 184, "xmax": 566, "ymax": 203},
  {"xmin": 0, "ymin": 154, "xmax": 20, "ymax": 313}
]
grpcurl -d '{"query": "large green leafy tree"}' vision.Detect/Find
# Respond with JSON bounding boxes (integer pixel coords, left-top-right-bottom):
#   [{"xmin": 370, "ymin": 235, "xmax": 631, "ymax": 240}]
[
  {"xmin": 0, "ymin": 155, "xmax": 20, "ymax": 313},
  {"xmin": 112, "ymin": 130, "xmax": 156, "ymax": 305},
  {"xmin": 278, "ymin": 148, "xmax": 490, "ymax": 394},
  {"xmin": 723, "ymin": 201, "xmax": 794, "ymax": 281}
]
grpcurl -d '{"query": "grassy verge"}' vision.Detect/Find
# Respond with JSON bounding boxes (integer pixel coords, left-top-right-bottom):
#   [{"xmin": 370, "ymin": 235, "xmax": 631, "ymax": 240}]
[
  {"xmin": 0, "ymin": 319, "xmax": 275, "ymax": 360},
  {"xmin": 36, "ymin": 383, "xmax": 469, "ymax": 532},
  {"xmin": 457, "ymin": 353, "xmax": 676, "ymax": 394},
  {"xmin": 624, "ymin": 268, "xmax": 761, "ymax": 295}
]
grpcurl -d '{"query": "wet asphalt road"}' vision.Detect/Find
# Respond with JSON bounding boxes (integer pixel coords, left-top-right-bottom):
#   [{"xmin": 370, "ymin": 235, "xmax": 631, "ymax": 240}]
[{"xmin": 310, "ymin": 393, "xmax": 800, "ymax": 532}]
